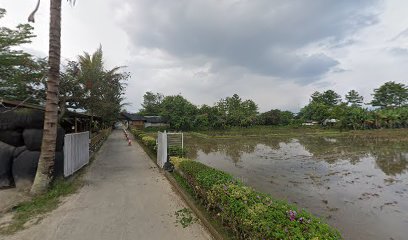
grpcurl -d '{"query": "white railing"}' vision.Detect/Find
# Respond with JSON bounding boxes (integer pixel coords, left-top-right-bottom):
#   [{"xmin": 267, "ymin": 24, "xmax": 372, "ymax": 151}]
[{"xmin": 64, "ymin": 131, "xmax": 90, "ymax": 177}]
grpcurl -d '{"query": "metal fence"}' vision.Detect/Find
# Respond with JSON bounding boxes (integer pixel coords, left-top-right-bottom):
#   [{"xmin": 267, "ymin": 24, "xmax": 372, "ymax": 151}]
[
  {"xmin": 64, "ymin": 131, "xmax": 90, "ymax": 177},
  {"xmin": 167, "ymin": 132, "xmax": 184, "ymax": 150}
]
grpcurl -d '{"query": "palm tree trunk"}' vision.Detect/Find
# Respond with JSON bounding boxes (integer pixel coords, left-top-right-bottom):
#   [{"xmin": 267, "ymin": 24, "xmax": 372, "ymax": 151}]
[{"xmin": 31, "ymin": 0, "xmax": 62, "ymax": 194}]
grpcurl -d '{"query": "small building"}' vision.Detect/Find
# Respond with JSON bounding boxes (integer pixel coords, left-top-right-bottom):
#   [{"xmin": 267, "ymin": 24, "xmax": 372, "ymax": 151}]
[
  {"xmin": 323, "ymin": 119, "xmax": 337, "ymax": 126},
  {"xmin": 302, "ymin": 121, "xmax": 319, "ymax": 126},
  {"xmin": 120, "ymin": 113, "xmax": 169, "ymax": 129},
  {"xmin": 144, "ymin": 116, "xmax": 169, "ymax": 128},
  {"xmin": 121, "ymin": 113, "xmax": 146, "ymax": 129}
]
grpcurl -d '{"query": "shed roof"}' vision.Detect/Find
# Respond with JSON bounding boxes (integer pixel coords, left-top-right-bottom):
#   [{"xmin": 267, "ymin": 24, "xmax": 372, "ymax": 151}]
[
  {"xmin": 121, "ymin": 112, "xmax": 146, "ymax": 121},
  {"xmin": 144, "ymin": 116, "xmax": 165, "ymax": 123},
  {"xmin": 0, "ymin": 99, "xmax": 101, "ymax": 119}
]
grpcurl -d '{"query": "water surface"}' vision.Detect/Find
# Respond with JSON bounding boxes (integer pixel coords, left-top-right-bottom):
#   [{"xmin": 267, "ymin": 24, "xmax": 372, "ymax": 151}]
[{"xmin": 185, "ymin": 131, "xmax": 408, "ymax": 240}]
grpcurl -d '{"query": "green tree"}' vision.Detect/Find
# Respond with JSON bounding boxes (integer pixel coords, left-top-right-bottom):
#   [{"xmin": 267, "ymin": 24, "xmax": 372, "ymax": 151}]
[
  {"xmin": 59, "ymin": 61, "xmax": 84, "ymax": 118},
  {"xmin": 371, "ymin": 81, "xmax": 408, "ymax": 108},
  {"xmin": 196, "ymin": 104, "xmax": 225, "ymax": 129},
  {"xmin": 139, "ymin": 91, "xmax": 164, "ymax": 116},
  {"xmin": 76, "ymin": 47, "xmax": 128, "ymax": 127},
  {"xmin": 258, "ymin": 109, "xmax": 294, "ymax": 125},
  {"xmin": 345, "ymin": 90, "xmax": 364, "ymax": 107},
  {"xmin": 311, "ymin": 90, "xmax": 341, "ymax": 106},
  {"xmin": 216, "ymin": 94, "xmax": 258, "ymax": 127},
  {"xmin": 160, "ymin": 95, "xmax": 198, "ymax": 130},
  {"xmin": 0, "ymin": 8, "xmax": 47, "ymax": 103},
  {"xmin": 299, "ymin": 102, "xmax": 331, "ymax": 123}
]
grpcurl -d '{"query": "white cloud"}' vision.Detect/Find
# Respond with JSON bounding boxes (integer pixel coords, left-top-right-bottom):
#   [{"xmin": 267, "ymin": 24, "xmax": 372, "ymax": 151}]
[{"xmin": 2, "ymin": 0, "xmax": 408, "ymax": 113}]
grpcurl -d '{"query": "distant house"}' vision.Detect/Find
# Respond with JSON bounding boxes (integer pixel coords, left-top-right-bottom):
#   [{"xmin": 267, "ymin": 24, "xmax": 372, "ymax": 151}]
[
  {"xmin": 323, "ymin": 119, "xmax": 337, "ymax": 126},
  {"xmin": 144, "ymin": 116, "xmax": 168, "ymax": 128},
  {"xmin": 121, "ymin": 112, "xmax": 146, "ymax": 129},
  {"xmin": 121, "ymin": 113, "xmax": 169, "ymax": 129},
  {"xmin": 301, "ymin": 121, "xmax": 319, "ymax": 126}
]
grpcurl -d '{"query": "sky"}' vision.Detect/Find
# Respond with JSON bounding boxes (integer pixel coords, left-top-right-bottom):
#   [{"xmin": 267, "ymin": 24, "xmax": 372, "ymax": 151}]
[{"xmin": 1, "ymin": 0, "xmax": 408, "ymax": 112}]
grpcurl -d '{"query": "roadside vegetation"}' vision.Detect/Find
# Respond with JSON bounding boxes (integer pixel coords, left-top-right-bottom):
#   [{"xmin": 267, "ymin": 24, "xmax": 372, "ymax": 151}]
[
  {"xmin": 0, "ymin": 128, "xmax": 110, "ymax": 236},
  {"xmin": 170, "ymin": 157, "xmax": 342, "ymax": 240},
  {"xmin": 137, "ymin": 81, "xmax": 407, "ymax": 131},
  {"xmin": 0, "ymin": 178, "xmax": 82, "ymax": 235}
]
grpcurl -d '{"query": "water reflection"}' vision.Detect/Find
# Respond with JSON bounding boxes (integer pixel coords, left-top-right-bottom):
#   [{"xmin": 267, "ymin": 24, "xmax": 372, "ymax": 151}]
[
  {"xmin": 186, "ymin": 135, "xmax": 408, "ymax": 176},
  {"xmin": 185, "ymin": 133, "xmax": 408, "ymax": 240}
]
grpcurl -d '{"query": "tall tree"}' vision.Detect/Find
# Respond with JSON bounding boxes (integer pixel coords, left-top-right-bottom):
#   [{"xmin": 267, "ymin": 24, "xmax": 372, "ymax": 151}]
[
  {"xmin": 30, "ymin": 0, "xmax": 74, "ymax": 194},
  {"xmin": 77, "ymin": 47, "xmax": 128, "ymax": 126},
  {"xmin": 345, "ymin": 90, "xmax": 364, "ymax": 107},
  {"xmin": 139, "ymin": 91, "xmax": 164, "ymax": 116},
  {"xmin": 160, "ymin": 95, "xmax": 198, "ymax": 130},
  {"xmin": 258, "ymin": 109, "xmax": 294, "ymax": 125},
  {"xmin": 371, "ymin": 81, "xmax": 408, "ymax": 108},
  {"xmin": 0, "ymin": 9, "xmax": 47, "ymax": 103},
  {"xmin": 311, "ymin": 90, "xmax": 341, "ymax": 106}
]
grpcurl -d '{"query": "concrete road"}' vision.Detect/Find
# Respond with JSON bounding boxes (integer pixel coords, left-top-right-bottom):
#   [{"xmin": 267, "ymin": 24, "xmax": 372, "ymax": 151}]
[{"xmin": 6, "ymin": 130, "xmax": 212, "ymax": 240}]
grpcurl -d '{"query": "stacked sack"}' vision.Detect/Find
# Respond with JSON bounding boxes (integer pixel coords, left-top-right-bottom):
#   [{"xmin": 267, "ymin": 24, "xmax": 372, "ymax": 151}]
[{"xmin": 0, "ymin": 109, "xmax": 64, "ymax": 189}]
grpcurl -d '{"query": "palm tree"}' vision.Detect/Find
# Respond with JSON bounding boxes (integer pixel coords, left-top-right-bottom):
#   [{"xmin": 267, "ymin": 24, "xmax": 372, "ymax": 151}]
[
  {"xmin": 29, "ymin": 0, "xmax": 75, "ymax": 194},
  {"xmin": 78, "ymin": 47, "xmax": 128, "ymax": 128}
]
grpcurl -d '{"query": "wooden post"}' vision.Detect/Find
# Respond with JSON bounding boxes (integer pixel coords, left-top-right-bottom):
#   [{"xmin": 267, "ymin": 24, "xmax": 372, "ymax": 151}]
[{"xmin": 74, "ymin": 117, "xmax": 78, "ymax": 133}]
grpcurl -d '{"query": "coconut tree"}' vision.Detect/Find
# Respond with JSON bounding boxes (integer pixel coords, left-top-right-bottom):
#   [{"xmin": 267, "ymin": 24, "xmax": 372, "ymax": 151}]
[{"xmin": 29, "ymin": 0, "xmax": 75, "ymax": 194}]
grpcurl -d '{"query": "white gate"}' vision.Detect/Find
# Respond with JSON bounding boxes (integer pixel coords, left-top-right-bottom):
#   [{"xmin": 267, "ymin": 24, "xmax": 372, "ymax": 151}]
[
  {"xmin": 64, "ymin": 131, "xmax": 90, "ymax": 177},
  {"xmin": 157, "ymin": 131, "xmax": 167, "ymax": 168},
  {"xmin": 156, "ymin": 131, "xmax": 184, "ymax": 168},
  {"xmin": 167, "ymin": 132, "xmax": 184, "ymax": 152}
]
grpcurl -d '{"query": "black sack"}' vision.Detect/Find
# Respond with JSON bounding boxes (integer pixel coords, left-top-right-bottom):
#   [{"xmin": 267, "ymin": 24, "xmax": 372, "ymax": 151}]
[
  {"xmin": 0, "ymin": 141, "xmax": 16, "ymax": 188},
  {"xmin": 12, "ymin": 150, "xmax": 40, "ymax": 189},
  {"xmin": 0, "ymin": 109, "xmax": 44, "ymax": 130},
  {"xmin": 23, "ymin": 128, "xmax": 65, "ymax": 151},
  {"xmin": 0, "ymin": 130, "xmax": 24, "ymax": 147}
]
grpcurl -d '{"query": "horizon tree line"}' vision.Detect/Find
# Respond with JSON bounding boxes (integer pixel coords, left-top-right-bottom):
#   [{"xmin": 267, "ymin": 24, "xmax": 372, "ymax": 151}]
[{"xmin": 137, "ymin": 81, "xmax": 408, "ymax": 130}]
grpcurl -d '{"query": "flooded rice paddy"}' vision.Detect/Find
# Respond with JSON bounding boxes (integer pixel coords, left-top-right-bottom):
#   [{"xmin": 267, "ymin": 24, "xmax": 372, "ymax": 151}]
[{"xmin": 185, "ymin": 129, "xmax": 408, "ymax": 240}]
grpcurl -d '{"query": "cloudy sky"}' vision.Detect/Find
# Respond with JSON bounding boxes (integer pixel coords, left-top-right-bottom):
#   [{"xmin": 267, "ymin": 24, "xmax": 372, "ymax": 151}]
[{"xmin": 1, "ymin": 0, "xmax": 408, "ymax": 112}]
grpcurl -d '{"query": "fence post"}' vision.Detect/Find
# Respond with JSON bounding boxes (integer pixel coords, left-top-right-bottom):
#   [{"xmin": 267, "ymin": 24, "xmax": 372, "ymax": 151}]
[{"xmin": 157, "ymin": 131, "xmax": 167, "ymax": 168}]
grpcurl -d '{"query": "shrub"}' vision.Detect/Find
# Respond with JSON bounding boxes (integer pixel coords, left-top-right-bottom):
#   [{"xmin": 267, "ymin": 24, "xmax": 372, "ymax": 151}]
[
  {"xmin": 171, "ymin": 158, "xmax": 342, "ymax": 240},
  {"xmin": 130, "ymin": 129, "xmax": 144, "ymax": 138},
  {"xmin": 141, "ymin": 136, "xmax": 156, "ymax": 151},
  {"xmin": 168, "ymin": 145, "xmax": 187, "ymax": 157},
  {"xmin": 169, "ymin": 157, "xmax": 187, "ymax": 169}
]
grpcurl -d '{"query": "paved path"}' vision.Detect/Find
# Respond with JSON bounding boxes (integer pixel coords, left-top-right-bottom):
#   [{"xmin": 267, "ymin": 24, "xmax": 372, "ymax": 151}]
[{"xmin": 6, "ymin": 130, "xmax": 212, "ymax": 240}]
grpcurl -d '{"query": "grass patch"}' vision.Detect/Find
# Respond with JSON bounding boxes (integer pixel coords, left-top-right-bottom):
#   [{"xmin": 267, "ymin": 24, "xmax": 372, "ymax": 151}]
[
  {"xmin": 0, "ymin": 130, "xmax": 111, "ymax": 235},
  {"xmin": 0, "ymin": 178, "xmax": 83, "ymax": 235}
]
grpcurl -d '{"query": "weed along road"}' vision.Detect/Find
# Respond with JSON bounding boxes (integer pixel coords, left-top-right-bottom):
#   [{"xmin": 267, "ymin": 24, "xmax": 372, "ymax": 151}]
[{"xmin": 6, "ymin": 130, "xmax": 212, "ymax": 240}]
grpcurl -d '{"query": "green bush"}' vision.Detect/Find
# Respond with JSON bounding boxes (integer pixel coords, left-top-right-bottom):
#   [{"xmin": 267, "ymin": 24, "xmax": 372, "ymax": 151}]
[
  {"xmin": 141, "ymin": 136, "xmax": 156, "ymax": 152},
  {"xmin": 172, "ymin": 158, "xmax": 342, "ymax": 240},
  {"xmin": 168, "ymin": 145, "xmax": 187, "ymax": 157},
  {"xmin": 130, "ymin": 129, "xmax": 144, "ymax": 138},
  {"xmin": 130, "ymin": 128, "xmax": 157, "ymax": 153}
]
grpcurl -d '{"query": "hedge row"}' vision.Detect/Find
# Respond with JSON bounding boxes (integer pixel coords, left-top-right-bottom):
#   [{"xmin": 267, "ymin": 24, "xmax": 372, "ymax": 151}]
[
  {"xmin": 130, "ymin": 129, "xmax": 157, "ymax": 153},
  {"xmin": 171, "ymin": 157, "xmax": 342, "ymax": 240},
  {"xmin": 130, "ymin": 129, "xmax": 186, "ymax": 157}
]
